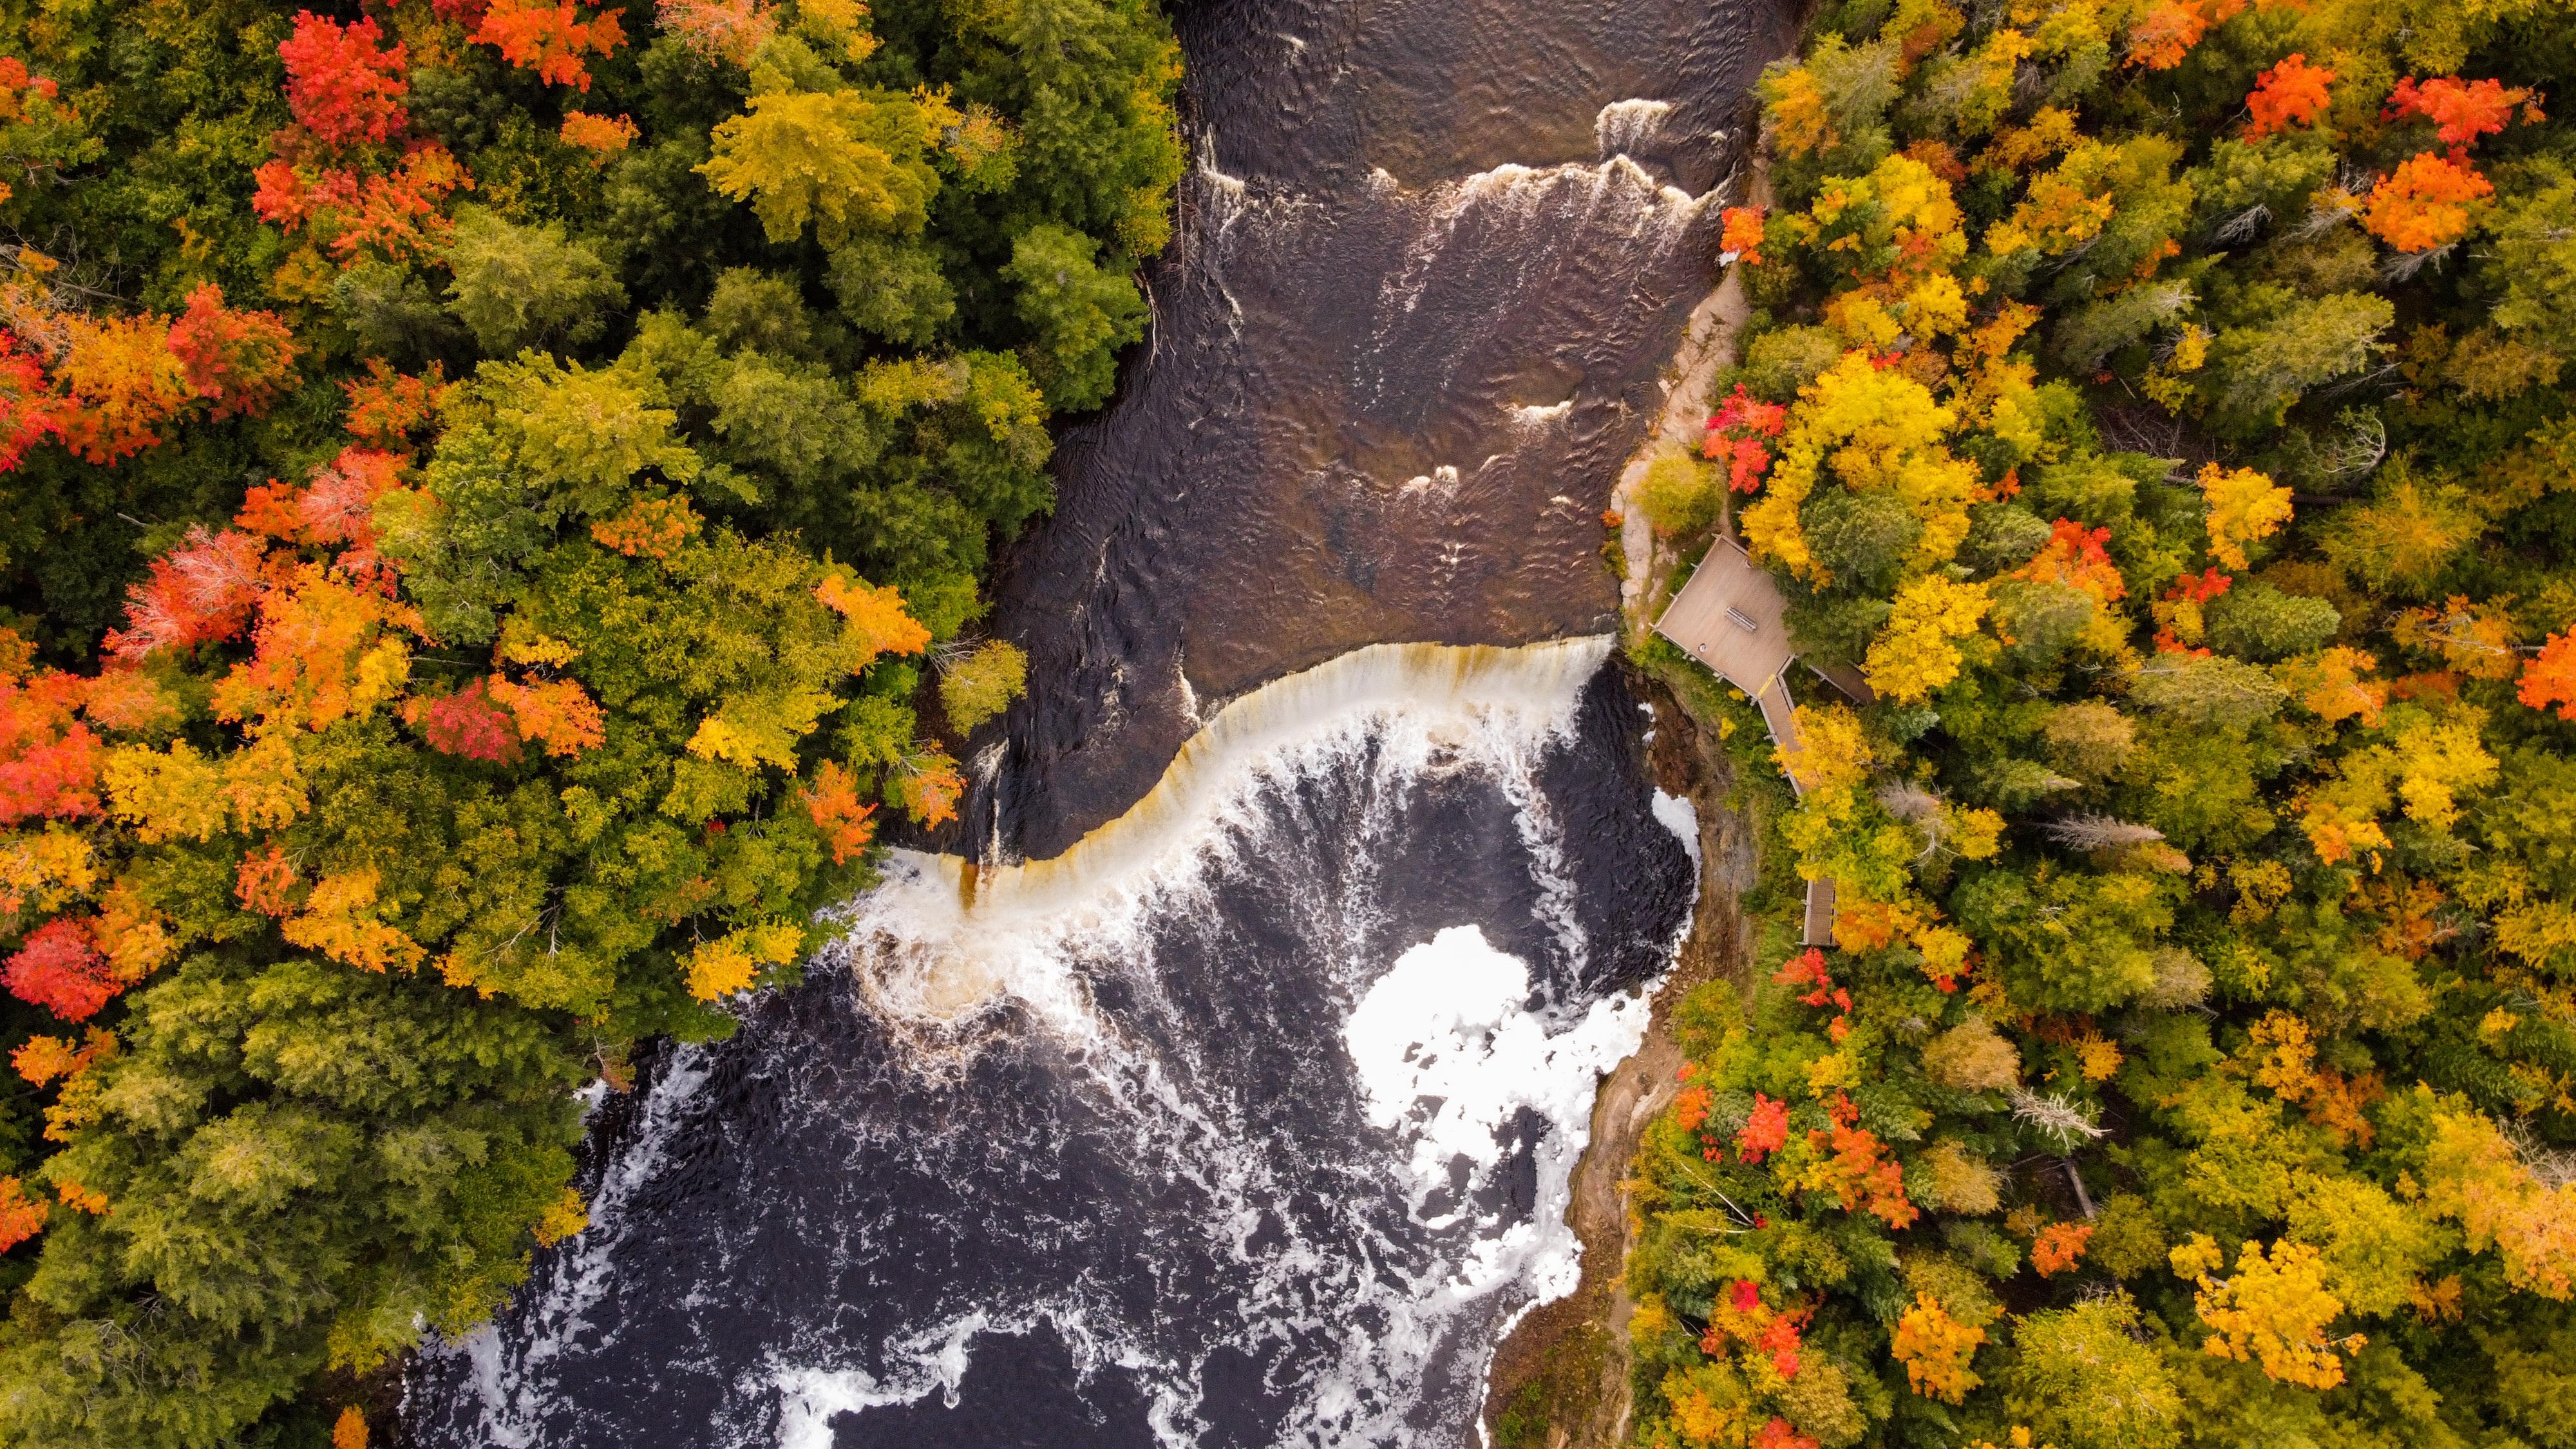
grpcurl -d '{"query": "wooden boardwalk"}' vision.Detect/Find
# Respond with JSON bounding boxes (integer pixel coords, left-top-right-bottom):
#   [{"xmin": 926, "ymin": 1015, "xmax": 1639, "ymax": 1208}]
[{"xmin": 1653, "ymin": 536, "xmax": 1868, "ymax": 947}]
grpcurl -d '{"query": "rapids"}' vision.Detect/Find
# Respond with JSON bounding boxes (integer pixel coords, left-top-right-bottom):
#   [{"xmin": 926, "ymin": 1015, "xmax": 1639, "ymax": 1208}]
[{"xmin": 405, "ymin": 0, "xmax": 1789, "ymax": 1441}]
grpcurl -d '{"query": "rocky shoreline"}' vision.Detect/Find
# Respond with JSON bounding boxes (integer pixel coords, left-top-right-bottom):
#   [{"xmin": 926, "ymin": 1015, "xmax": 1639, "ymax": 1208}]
[{"xmin": 1478, "ymin": 164, "xmax": 1775, "ymax": 1448}]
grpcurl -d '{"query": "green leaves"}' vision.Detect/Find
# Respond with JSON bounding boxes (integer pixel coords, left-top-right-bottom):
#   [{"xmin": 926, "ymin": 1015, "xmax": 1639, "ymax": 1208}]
[
  {"xmin": 442, "ymin": 207, "xmax": 627, "ymax": 355},
  {"xmin": 1001, "ymin": 223, "xmax": 1146, "ymax": 411}
]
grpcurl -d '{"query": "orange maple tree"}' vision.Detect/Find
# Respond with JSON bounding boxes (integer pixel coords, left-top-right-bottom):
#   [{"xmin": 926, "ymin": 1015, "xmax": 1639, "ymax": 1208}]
[{"xmin": 2244, "ymin": 54, "xmax": 2334, "ymax": 140}]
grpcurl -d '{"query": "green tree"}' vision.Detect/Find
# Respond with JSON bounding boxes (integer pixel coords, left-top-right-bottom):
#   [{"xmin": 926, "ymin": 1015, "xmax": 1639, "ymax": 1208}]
[
  {"xmin": 940, "ymin": 639, "xmax": 1027, "ymax": 734},
  {"xmin": 1001, "ymin": 223, "xmax": 1148, "ymax": 411},
  {"xmin": 443, "ymin": 208, "xmax": 628, "ymax": 355}
]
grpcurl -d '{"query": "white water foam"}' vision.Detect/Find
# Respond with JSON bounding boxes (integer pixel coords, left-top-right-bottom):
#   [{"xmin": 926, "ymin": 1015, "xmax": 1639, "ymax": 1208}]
[
  {"xmin": 800, "ymin": 638, "xmax": 1636, "ymax": 1444},
  {"xmin": 1594, "ymin": 98, "xmax": 1674, "ymax": 158},
  {"xmin": 434, "ymin": 1049, "xmax": 717, "ymax": 1448},
  {"xmin": 1653, "ymin": 788, "xmax": 1700, "ymax": 873},
  {"xmin": 1345, "ymin": 924, "xmax": 1650, "ymax": 1279}
]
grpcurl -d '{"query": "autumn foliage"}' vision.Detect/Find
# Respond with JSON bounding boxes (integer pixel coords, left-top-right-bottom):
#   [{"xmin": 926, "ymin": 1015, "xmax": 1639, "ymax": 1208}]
[
  {"xmin": 1625, "ymin": 1, "xmax": 2576, "ymax": 1444},
  {"xmin": 2244, "ymin": 54, "xmax": 2334, "ymax": 140}
]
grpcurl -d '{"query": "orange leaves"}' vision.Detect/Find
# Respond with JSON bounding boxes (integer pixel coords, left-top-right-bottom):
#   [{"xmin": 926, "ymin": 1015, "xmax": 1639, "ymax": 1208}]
[
  {"xmin": 104, "ymin": 526, "xmax": 265, "ymax": 662},
  {"xmin": 895, "ymin": 748, "xmax": 963, "ymax": 828},
  {"xmin": 278, "ymin": 12, "xmax": 410, "ymax": 148},
  {"xmin": 590, "ymin": 495, "xmax": 699, "ymax": 560},
  {"xmin": 2391, "ymin": 595, "xmax": 2519, "ymax": 681},
  {"xmin": 800, "ymin": 760, "xmax": 877, "ymax": 864},
  {"xmin": 10, "ymin": 1032, "xmax": 82, "ymax": 1085},
  {"xmin": 0, "ymin": 278, "xmax": 298, "ymax": 474},
  {"xmin": 2280, "ymin": 645, "xmax": 2387, "ymax": 728},
  {"xmin": 336, "ymin": 144, "xmax": 473, "ymax": 261},
  {"xmin": 2418, "ymin": 1097, "xmax": 2576, "ymax": 1300},
  {"xmin": 559, "ymin": 110, "xmax": 638, "ymax": 156},
  {"xmin": 1735, "ymin": 1091, "xmax": 1790, "ymax": 1163},
  {"xmin": 3, "ymin": 916, "xmax": 115, "ymax": 1019},
  {"xmin": 2125, "ymin": 0, "xmax": 2239, "ymax": 71},
  {"xmin": 238, "ymin": 446, "xmax": 406, "ymax": 578},
  {"xmin": 484, "ymin": 674, "xmax": 607, "ymax": 757},
  {"xmin": 2516, "ymin": 632, "xmax": 2576, "ymax": 719},
  {"xmin": 0, "ymin": 57, "xmax": 61, "ymax": 124},
  {"xmin": 1801, "ymin": 1113, "xmax": 1919, "ymax": 1228},
  {"xmin": 50, "ymin": 311, "xmax": 191, "ymax": 465},
  {"xmin": 0, "ymin": 330, "xmax": 54, "ymax": 471},
  {"xmin": 2385, "ymin": 75, "xmax": 2537, "ymax": 151},
  {"xmin": 0, "ymin": 667, "xmax": 101, "ymax": 825},
  {"xmin": 209, "ymin": 565, "xmax": 414, "ymax": 734},
  {"xmin": 90, "ymin": 880, "xmax": 173, "ymax": 984},
  {"xmin": 0, "ymin": 1175, "xmax": 45, "ymax": 1252},
  {"xmin": 166, "ymin": 284, "xmax": 298, "ymax": 421},
  {"xmin": 1672, "ymin": 1082, "xmax": 1714, "ymax": 1135},
  {"xmin": 658, "ymin": 0, "xmax": 776, "ymax": 66},
  {"xmin": 473, "ymin": 0, "xmax": 625, "ymax": 90},
  {"xmin": 1760, "ymin": 64, "xmax": 1833, "ymax": 158},
  {"xmin": 1703, "ymin": 385, "xmax": 1788, "ymax": 495},
  {"xmin": 1719, "ymin": 205, "xmax": 1766, "ymax": 265},
  {"xmin": 1697, "ymin": 1278, "xmax": 1811, "ymax": 1383},
  {"xmin": 1891, "ymin": 1293, "xmax": 1984, "ymax": 1402},
  {"xmin": 331, "ymin": 1406, "xmax": 369, "ymax": 1449},
  {"xmin": 2031, "ymin": 1222, "xmax": 2094, "ymax": 1275},
  {"xmin": 2364, "ymin": 152, "xmax": 2492, "ymax": 252},
  {"xmin": 236, "ymin": 843, "xmax": 301, "ymax": 916},
  {"xmin": 2012, "ymin": 518, "xmax": 2127, "ymax": 605},
  {"xmin": 815, "ymin": 573, "xmax": 931, "ymax": 668},
  {"xmin": 281, "ymin": 867, "xmax": 424, "ymax": 972},
  {"xmin": 341, "ymin": 359, "xmax": 446, "ymax": 449},
  {"xmin": 256, "ymin": 144, "xmax": 473, "ymax": 264},
  {"xmin": 2244, "ymin": 54, "xmax": 2334, "ymax": 140}
]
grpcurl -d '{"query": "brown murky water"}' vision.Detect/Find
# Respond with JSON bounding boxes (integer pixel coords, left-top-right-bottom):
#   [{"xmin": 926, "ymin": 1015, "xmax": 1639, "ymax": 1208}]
[{"xmin": 976, "ymin": 0, "xmax": 1796, "ymax": 857}]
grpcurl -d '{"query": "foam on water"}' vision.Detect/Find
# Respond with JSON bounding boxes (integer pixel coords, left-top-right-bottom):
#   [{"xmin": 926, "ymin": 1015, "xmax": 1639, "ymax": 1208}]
[
  {"xmin": 413, "ymin": 637, "xmax": 1692, "ymax": 1449},
  {"xmin": 1594, "ymin": 98, "xmax": 1674, "ymax": 157}
]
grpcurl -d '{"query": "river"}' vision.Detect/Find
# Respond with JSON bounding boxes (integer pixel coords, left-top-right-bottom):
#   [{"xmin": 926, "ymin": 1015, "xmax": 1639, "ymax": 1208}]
[{"xmin": 404, "ymin": 0, "xmax": 1788, "ymax": 1442}]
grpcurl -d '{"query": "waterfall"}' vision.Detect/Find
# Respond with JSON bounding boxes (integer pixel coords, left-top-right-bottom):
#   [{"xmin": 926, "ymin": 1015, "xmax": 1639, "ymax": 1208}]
[{"xmin": 412, "ymin": 638, "xmax": 1694, "ymax": 1449}]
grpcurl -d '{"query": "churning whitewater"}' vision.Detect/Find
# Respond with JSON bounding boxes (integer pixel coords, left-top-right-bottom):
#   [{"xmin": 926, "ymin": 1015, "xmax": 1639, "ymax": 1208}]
[{"xmin": 409, "ymin": 640, "xmax": 1694, "ymax": 1446}]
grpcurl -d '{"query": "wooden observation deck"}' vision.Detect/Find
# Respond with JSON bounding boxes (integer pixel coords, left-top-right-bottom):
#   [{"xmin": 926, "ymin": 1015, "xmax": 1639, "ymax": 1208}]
[{"xmin": 1653, "ymin": 536, "xmax": 1871, "ymax": 948}]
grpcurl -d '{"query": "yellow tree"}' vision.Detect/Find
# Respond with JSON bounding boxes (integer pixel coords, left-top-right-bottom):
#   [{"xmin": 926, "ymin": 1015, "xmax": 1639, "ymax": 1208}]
[
  {"xmin": 1743, "ymin": 352, "xmax": 1981, "ymax": 580},
  {"xmin": 699, "ymin": 84, "xmax": 958, "ymax": 245},
  {"xmin": 1866, "ymin": 574, "xmax": 1991, "ymax": 703}
]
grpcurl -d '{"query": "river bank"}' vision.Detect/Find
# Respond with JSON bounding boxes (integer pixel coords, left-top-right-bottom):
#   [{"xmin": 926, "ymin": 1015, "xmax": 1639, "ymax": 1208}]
[{"xmin": 1479, "ymin": 157, "xmax": 1781, "ymax": 1449}]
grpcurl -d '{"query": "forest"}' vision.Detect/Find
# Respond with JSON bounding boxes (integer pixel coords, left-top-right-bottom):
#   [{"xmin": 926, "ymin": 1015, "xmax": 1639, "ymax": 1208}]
[
  {"xmin": 0, "ymin": 0, "xmax": 1182, "ymax": 1439},
  {"xmin": 1615, "ymin": 0, "xmax": 2576, "ymax": 1444}
]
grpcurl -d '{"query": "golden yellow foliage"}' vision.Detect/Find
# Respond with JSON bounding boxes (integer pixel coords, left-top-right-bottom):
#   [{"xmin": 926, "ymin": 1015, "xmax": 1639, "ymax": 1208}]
[
  {"xmin": 100, "ymin": 741, "xmax": 227, "ymax": 843},
  {"xmin": 283, "ymin": 869, "xmax": 426, "ymax": 973},
  {"xmin": 684, "ymin": 919, "xmax": 804, "ymax": 1000},
  {"xmin": 1866, "ymin": 574, "xmax": 1991, "ymax": 703},
  {"xmin": 1745, "ymin": 352, "xmax": 1979, "ymax": 580},
  {"xmin": 1893, "ymin": 1292, "xmax": 1986, "ymax": 1401},
  {"xmin": 533, "ymin": 1186, "xmax": 589, "ymax": 1246},
  {"xmin": 2417, "ymin": 1096, "xmax": 2576, "ymax": 1300},
  {"xmin": 2199, "ymin": 462, "xmax": 2294, "ymax": 571},
  {"xmin": 2182, "ymin": 1236, "xmax": 2362, "ymax": 1388}
]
